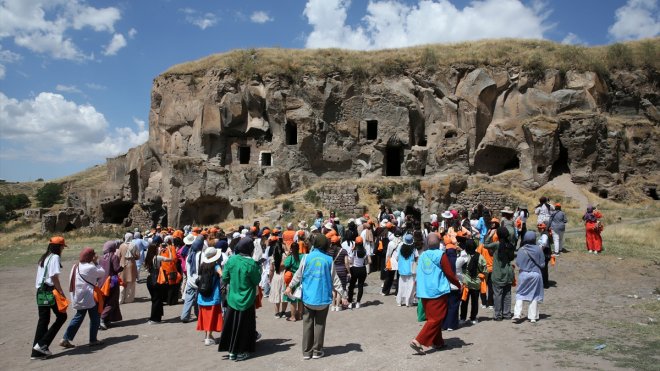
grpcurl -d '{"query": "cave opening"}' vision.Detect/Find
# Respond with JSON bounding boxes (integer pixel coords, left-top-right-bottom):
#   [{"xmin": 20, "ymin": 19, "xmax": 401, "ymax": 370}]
[
  {"xmin": 366, "ymin": 120, "xmax": 378, "ymax": 140},
  {"xmin": 102, "ymin": 201, "xmax": 134, "ymax": 224},
  {"xmin": 648, "ymin": 187, "xmax": 658, "ymax": 200},
  {"xmin": 128, "ymin": 170, "xmax": 139, "ymax": 202},
  {"xmin": 238, "ymin": 146, "xmax": 251, "ymax": 164},
  {"xmin": 384, "ymin": 145, "xmax": 402, "ymax": 176},
  {"xmin": 550, "ymin": 141, "xmax": 570, "ymax": 180},
  {"xmin": 180, "ymin": 196, "xmax": 236, "ymax": 226},
  {"xmin": 418, "ymin": 135, "xmax": 428, "ymax": 146},
  {"xmin": 473, "ymin": 146, "xmax": 520, "ymax": 175},
  {"xmin": 598, "ymin": 189, "xmax": 609, "ymax": 199},
  {"xmin": 260, "ymin": 152, "xmax": 272, "ymax": 167},
  {"xmin": 285, "ymin": 123, "xmax": 298, "ymax": 145},
  {"xmin": 63, "ymin": 222, "xmax": 77, "ymax": 232}
]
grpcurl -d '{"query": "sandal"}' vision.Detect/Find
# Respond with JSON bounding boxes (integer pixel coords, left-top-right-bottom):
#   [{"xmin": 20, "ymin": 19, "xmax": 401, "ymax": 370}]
[
  {"xmin": 286, "ymin": 317, "xmax": 298, "ymax": 322},
  {"xmin": 410, "ymin": 341, "xmax": 425, "ymax": 355}
]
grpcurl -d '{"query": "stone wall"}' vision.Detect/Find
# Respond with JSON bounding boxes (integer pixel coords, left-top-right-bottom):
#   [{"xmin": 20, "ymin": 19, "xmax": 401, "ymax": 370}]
[
  {"xmin": 24, "ymin": 208, "xmax": 49, "ymax": 221},
  {"xmin": 41, "ymin": 207, "xmax": 90, "ymax": 233},
  {"xmin": 451, "ymin": 189, "xmax": 523, "ymax": 214},
  {"xmin": 317, "ymin": 185, "xmax": 364, "ymax": 217}
]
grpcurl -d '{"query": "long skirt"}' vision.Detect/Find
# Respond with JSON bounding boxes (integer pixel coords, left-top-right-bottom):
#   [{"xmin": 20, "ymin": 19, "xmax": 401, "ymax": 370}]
[
  {"xmin": 197, "ymin": 304, "xmax": 224, "ymax": 332},
  {"xmin": 585, "ymin": 222, "xmax": 602, "ymax": 252},
  {"xmin": 268, "ymin": 272, "xmax": 284, "ymax": 304},
  {"xmin": 218, "ymin": 306, "xmax": 256, "ymax": 354},
  {"xmin": 415, "ymin": 296, "xmax": 449, "ymax": 347},
  {"xmin": 102, "ymin": 284, "xmax": 122, "ymax": 322},
  {"xmin": 396, "ymin": 274, "xmax": 415, "ymax": 306}
]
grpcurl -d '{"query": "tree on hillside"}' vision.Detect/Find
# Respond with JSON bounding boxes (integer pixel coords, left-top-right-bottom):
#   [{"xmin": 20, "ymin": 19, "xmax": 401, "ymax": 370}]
[
  {"xmin": 36, "ymin": 183, "xmax": 63, "ymax": 207},
  {"xmin": 0, "ymin": 193, "xmax": 31, "ymax": 211}
]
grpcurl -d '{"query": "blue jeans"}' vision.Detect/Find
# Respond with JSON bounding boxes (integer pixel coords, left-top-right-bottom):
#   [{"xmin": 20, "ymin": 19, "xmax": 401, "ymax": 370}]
[
  {"xmin": 180, "ymin": 283, "xmax": 199, "ymax": 321},
  {"xmin": 63, "ymin": 308, "xmax": 100, "ymax": 343}
]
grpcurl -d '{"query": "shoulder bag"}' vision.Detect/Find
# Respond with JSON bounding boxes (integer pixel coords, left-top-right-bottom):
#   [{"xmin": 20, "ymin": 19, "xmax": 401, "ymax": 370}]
[{"xmin": 36, "ymin": 256, "xmax": 55, "ymax": 307}]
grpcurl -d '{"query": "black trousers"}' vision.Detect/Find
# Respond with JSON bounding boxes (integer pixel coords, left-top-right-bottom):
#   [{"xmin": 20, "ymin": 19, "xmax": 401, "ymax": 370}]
[
  {"xmin": 32, "ymin": 291, "xmax": 67, "ymax": 356},
  {"xmin": 382, "ymin": 270, "xmax": 397, "ymax": 295},
  {"xmin": 147, "ymin": 276, "xmax": 165, "ymax": 322},
  {"xmin": 480, "ymin": 273, "xmax": 494, "ymax": 307},
  {"xmin": 541, "ymin": 257, "xmax": 550, "ymax": 288},
  {"xmin": 348, "ymin": 266, "xmax": 367, "ymax": 303},
  {"xmin": 460, "ymin": 289, "xmax": 480, "ymax": 321}
]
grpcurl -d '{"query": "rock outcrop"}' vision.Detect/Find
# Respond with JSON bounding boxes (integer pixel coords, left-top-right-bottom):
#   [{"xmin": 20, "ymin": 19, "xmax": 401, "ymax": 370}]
[{"xmin": 74, "ymin": 48, "xmax": 659, "ymax": 228}]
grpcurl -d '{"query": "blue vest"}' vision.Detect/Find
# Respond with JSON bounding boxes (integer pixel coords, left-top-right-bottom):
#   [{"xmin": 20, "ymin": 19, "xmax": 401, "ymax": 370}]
[
  {"xmin": 397, "ymin": 247, "xmax": 414, "ymax": 276},
  {"xmin": 416, "ymin": 249, "xmax": 450, "ymax": 299},
  {"xmin": 302, "ymin": 249, "xmax": 333, "ymax": 306}
]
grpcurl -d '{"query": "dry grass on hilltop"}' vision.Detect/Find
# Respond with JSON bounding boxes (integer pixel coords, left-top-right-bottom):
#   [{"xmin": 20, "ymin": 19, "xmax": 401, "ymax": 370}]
[{"xmin": 164, "ymin": 38, "xmax": 659, "ymax": 79}]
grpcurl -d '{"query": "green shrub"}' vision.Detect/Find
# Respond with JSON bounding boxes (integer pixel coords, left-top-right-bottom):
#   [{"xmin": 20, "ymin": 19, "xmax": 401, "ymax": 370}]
[
  {"xmin": 420, "ymin": 48, "xmax": 439, "ymax": 72},
  {"xmin": 524, "ymin": 53, "xmax": 546, "ymax": 82},
  {"xmin": 304, "ymin": 189, "xmax": 321, "ymax": 205},
  {"xmin": 0, "ymin": 193, "xmax": 31, "ymax": 212},
  {"xmin": 36, "ymin": 183, "xmax": 63, "ymax": 208},
  {"xmin": 282, "ymin": 200, "xmax": 295, "ymax": 213},
  {"xmin": 606, "ymin": 43, "xmax": 633, "ymax": 69}
]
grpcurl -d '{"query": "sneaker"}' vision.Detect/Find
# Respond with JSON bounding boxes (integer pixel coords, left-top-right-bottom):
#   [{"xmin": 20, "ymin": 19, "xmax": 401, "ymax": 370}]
[
  {"xmin": 512, "ymin": 316, "xmax": 520, "ymax": 321},
  {"xmin": 59, "ymin": 339, "xmax": 75, "ymax": 349},
  {"xmin": 236, "ymin": 353, "xmax": 249, "ymax": 361},
  {"xmin": 398, "ymin": 303, "xmax": 404, "ymax": 307},
  {"xmin": 147, "ymin": 320, "xmax": 160, "ymax": 325},
  {"xmin": 30, "ymin": 355, "xmax": 48, "ymax": 360},
  {"xmin": 275, "ymin": 312, "xmax": 282, "ymax": 318},
  {"xmin": 480, "ymin": 305, "xmax": 487, "ymax": 309},
  {"xmin": 303, "ymin": 355, "xmax": 312, "ymax": 360},
  {"xmin": 446, "ymin": 328, "xmax": 454, "ymax": 332},
  {"xmin": 487, "ymin": 306, "xmax": 494, "ymax": 310},
  {"xmin": 204, "ymin": 338, "xmax": 216, "ymax": 346},
  {"xmin": 32, "ymin": 344, "xmax": 52, "ymax": 356},
  {"xmin": 99, "ymin": 322, "xmax": 108, "ymax": 330},
  {"xmin": 471, "ymin": 319, "xmax": 479, "ymax": 325},
  {"xmin": 88, "ymin": 340, "xmax": 104, "ymax": 347},
  {"xmin": 355, "ymin": 302, "xmax": 361, "ymax": 309},
  {"xmin": 255, "ymin": 331, "xmax": 262, "ymax": 341},
  {"xmin": 312, "ymin": 351, "xmax": 325, "ymax": 359},
  {"xmin": 380, "ymin": 292, "xmax": 386, "ymax": 296},
  {"xmin": 530, "ymin": 319, "xmax": 537, "ymax": 323},
  {"xmin": 228, "ymin": 353, "xmax": 236, "ymax": 360}
]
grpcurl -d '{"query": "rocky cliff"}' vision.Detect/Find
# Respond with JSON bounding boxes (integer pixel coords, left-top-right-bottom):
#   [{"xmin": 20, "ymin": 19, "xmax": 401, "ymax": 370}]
[{"xmin": 70, "ymin": 40, "xmax": 659, "ymax": 228}]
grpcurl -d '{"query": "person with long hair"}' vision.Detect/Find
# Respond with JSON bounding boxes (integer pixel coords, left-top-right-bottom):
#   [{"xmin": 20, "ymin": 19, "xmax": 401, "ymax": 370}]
[
  {"xmin": 268, "ymin": 238, "xmax": 288, "ymax": 318},
  {"xmin": 347, "ymin": 236, "xmax": 370, "ymax": 309},
  {"xmin": 180, "ymin": 236, "xmax": 204, "ymax": 323},
  {"xmin": 196, "ymin": 247, "xmax": 224, "ymax": 346},
  {"xmin": 485, "ymin": 225, "xmax": 516, "ymax": 321},
  {"xmin": 329, "ymin": 236, "xmax": 349, "ymax": 312},
  {"xmin": 395, "ymin": 234, "xmax": 418, "ymax": 307},
  {"xmin": 283, "ymin": 242, "xmax": 305, "ymax": 320},
  {"xmin": 144, "ymin": 243, "xmax": 172, "ymax": 324},
  {"xmin": 218, "ymin": 237, "xmax": 262, "ymax": 361},
  {"xmin": 410, "ymin": 233, "xmax": 461, "ymax": 355},
  {"xmin": 60, "ymin": 247, "xmax": 105, "ymax": 348},
  {"xmin": 31, "ymin": 237, "xmax": 68, "ymax": 359},
  {"xmin": 99, "ymin": 240, "xmax": 123, "ymax": 330},
  {"xmin": 459, "ymin": 239, "xmax": 486, "ymax": 325}
]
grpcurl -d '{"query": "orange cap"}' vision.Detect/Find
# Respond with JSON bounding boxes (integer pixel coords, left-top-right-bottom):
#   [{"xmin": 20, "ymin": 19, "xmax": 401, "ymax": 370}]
[
  {"xmin": 172, "ymin": 230, "xmax": 184, "ymax": 239},
  {"xmin": 355, "ymin": 236, "xmax": 363, "ymax": 244},
  {"xmin": 49, "ymin": 236, "xmax": 67, "ymax": 246},
  {"xmin": 386, "ymin": 222, "xmax": 393, "ymax": 229},
  {"xmin": 272, "ymin": 228, "xmax": 280, "ymax": 234},
  {"xmin": 297, "ymin": 230, "xmax": 305, "ymax": 237},
  {"xmin": 555, "ymin": 203, "xmax": 561, "ymax": 208},
  {"xmin": 537, "ymin": 222, "xmax": 547, "ymax": 230},
  {"xmin": 250, "ymin": 226, "xmax": 257, "ymax": 232},
  {"xmin": 262, "ymin": 229, "xmax": 271, "ymax": 236},
  {"xmin": 209, "ymin": 227, "xmax": 219, "ymax": 234},
  {"xmin": 269, "ymin": 236, "xmax": 279, "ymax": 242}
]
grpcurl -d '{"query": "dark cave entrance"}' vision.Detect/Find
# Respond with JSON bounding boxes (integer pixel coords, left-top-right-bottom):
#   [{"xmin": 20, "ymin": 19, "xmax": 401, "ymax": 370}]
[
  {"xmin": 128, "ymin": 169, "xmax": 139, "ymax": 202},
  {"xmin": 238, "ymin": 146, "xmax": 251, "ymax": 164},
  {"xmin": 366, "ymin": 120, "xmax": 378, "ymax": 140},
  {"xmin": 102, "ymin": 201, "xmax": 134, "ymax": 224},
  {"xmin": 180, "ymin": 196, "xmax": 239, "ymax": 226},
  {"xmin": 473, "ymin": 146, "xmax": 520, "ymax": 175},
  {"xmin": 550, "ymin": 141, "xmax": 570, "ymax": 180},
  {"xmin": 285, "ymin": 123, "xmax": 298, "ymax": 145},
  {"xmin": 384, "ymin": 145, "xmax": 402, "ymax": 176}
]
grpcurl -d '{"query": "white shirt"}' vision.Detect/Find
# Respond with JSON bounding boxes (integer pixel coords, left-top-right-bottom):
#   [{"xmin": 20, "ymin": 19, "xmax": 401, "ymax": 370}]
[
  {"xmin": 454, "ymin": 250, "xmax": 470, "ymax": 290},
  {"xmin": 35, "ymin": 254, "xmax": 61, "ymax": 289},
  {"xmin": 70, "ymin": 262, "xmax": 105, "ymax": 310}
]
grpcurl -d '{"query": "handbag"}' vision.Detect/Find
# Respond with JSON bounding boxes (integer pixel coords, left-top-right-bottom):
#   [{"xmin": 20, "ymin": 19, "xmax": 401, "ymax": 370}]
[
  {"xmin": 53, "ymin": 290, "xmax": 69, "ymax": 313},
  {"xmin": 36, "ymin": 256, "xmax": 55, "ymax": 307}
]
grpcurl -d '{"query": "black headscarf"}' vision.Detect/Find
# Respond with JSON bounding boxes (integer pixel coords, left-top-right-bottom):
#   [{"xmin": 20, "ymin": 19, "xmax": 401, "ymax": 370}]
[{"xmin": 235, "ymin": 237, "xmax": 255, "ymax": 257}]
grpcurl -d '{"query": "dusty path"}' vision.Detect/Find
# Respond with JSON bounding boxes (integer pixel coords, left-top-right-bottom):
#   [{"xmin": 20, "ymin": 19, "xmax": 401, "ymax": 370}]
[
  {"xmin": 1, "ymin": 249, "xmax": 658, "ymax": 371},
  {"xmin": 542, "ymin": 173, "xmax": 590, "ymax": 210}
]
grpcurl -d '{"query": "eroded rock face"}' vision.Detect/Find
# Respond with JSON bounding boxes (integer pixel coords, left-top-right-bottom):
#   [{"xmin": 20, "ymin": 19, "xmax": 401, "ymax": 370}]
[{"xmin": 82, "ymin": 62, "xmax": 658, "ymax": 227}]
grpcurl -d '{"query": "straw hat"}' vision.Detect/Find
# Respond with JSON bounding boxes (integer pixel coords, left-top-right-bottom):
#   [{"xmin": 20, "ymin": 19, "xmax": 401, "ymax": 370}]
[
  {"xmin": 202, "ymin": 247, "xmax": 222, "ymax": 264},
  {"xmin": 183, "ymin": 234, "xmax": 196, "ymax": 245}
]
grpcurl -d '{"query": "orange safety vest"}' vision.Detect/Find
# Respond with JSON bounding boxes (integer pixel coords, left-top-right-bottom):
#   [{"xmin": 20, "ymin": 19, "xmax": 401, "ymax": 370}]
[
  {"xmin": 282, "ymin": 230, "xmax": 296, "ymax": 248},
  {"xmin": 157, "ymin": 245, "xmax": 181, "ymax": 285}
]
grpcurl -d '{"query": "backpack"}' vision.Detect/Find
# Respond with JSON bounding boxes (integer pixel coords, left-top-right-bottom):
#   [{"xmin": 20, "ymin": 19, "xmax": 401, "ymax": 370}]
[{"xmin": 196, "ymin": 268, "xmax": 215, "ymax": 297}]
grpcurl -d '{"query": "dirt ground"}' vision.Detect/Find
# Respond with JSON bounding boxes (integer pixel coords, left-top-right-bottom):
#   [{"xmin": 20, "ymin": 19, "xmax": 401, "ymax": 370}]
[{"xmin": 1, "ymin": 248, "xmax": 658, "ymax": 371}]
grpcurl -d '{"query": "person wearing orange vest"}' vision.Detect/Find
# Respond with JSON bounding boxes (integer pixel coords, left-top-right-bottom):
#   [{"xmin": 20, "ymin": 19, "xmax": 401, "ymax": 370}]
[
  {"xmin": 478, "ymin": 218, "xmax": 499, "ymax": 309},
  {"xmin": 158, "ymin": 239, "xmax": 182, "ymax": 306},
  {"xmin": 282, "ymin": 223, "xmax": 296, "ymax": 251}
]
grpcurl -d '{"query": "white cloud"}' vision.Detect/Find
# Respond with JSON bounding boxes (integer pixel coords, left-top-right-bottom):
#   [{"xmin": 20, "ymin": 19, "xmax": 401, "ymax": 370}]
[
  {"xmin": 85, "ymin": 82, "xmax": 107, "ymax": 90},
  {"xmin": 303, "ymin": 0, "xmax": 551, "ymax": 49},
  {"xmin": 0, "ymin": 65, "xmax": 5, "ymax": 79},
  {"xmin": 561, "ymin": 32, "xmax": 585, "ymax": 45},
  {"xmin": 128, "ymin": 28, "xmax": 137, "ymax": 39},
  {"xmin": 0, "ymin": 0, "xmax": 122, "ymax": 60},
  {"xmin": 180, "ymin": 8, "xmax": 218, "ymax": 30},
  {"xmin": 55, "ymin": 84, "xmax": 82, "ymax": 94},
  {"xmin": 0, "ymin": 44, "xmax": 21, "ymax": 80},
  {"xmin": 609, "ymin": 0, "xmax": 660, "ymax": 41},
  {"xmin": 132, "ymin": 117, "xmax": 146, "ymax": 131},
  {"xmin": 103, "ymin": 33, "xmax": 126, "ymax": 56},
  {"xmin": 250, "ymin": 11, "xmax": 273, "ymax": 24},
  {"xmin": 0, "ymin": 92, "xmax": 148, "ymax": 162}
]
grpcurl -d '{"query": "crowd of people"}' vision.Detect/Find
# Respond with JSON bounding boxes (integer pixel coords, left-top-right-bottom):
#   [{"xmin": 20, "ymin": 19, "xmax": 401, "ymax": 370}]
[{"xmin": 31, "ymin": 198, "xmax": 605, "ymax": 360}]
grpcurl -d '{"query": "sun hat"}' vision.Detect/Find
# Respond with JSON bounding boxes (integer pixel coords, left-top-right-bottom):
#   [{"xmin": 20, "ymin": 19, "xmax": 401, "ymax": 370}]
[
  {"xmin": 500, "ymin": 206, "xmax": 514, "ymax": 215},
  {"xmin": 324, "ymin": 222, "xmax": 334, "ymax": 230},
  {"xmin": 232, "ymin": 232, "xmax": 241, "ymax": 239},
  {"xmin": 298, "ymin": 220, "xmax": 308, "ymax": 229},
  {"xmin": 183, "ymin": 234, "xmax": 196, "ymax": 245},
  {"xmin": 403, "ymin": 234, "xmax": 414, "ymax": 245},
  {"xmin": 49, "ymin": 236, "xmax": 67, "ymax": 246},
  {"xmin": 202, "ymin": 247, "xmax": 222, "ymax": 264},
  {"xmin": 441, "ymin": 211, "xmax": 452, "ymax": 219}
]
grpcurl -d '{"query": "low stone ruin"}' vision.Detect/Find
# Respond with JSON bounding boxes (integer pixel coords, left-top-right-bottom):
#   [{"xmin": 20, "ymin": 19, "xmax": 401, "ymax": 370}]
[{"xmin": 41, "ymin": 207, "xmax": 90, "ymax": 233}]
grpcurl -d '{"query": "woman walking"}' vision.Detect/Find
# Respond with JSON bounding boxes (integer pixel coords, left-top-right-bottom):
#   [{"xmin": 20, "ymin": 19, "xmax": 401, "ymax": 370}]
[
  {"xmin": 99, "ymin": 240, "xmax": 123, "ymax": 330},
  {"xmin": 118, "ymin": 235, "xmax": 139, "ymax": 304},
  {"xmin": 549, "ymin": 203, "xmax": 568, "ymax": 255},
  {"xmin": 347, "ymin": 236, "xmax": 370, "ymax": 309},
  {"xmin": 410, "ymin": 233, "xmax": 460, "ymax": 354},
  {"xmin": 395, "ymin": 234, "xmax": 418, "ymax": 307},
  {"xmin": 218, "ymin": 237, "xmax": 262, "ymax": 361},
  {"xmin": 196, "ymin": 247, "xmax": 224, "ymax": 346},
  {"xmin": 31, "ymin": 237, "xmax": 68, "ymax": 360},
  {"xmin": 60, "ymin": 247, "xmax": 105, "ymax": 348},
  {"xmin": 283, "ymin": 242, "xmax": 305, "ymax": 320},
  {"xmin": 583, "ymin": 206, "xmax": 603, "ymax": 254},
  {"xmin": 513, "ymin": 232, "xmax": 545, "ymax": 323},
  {"xmin": 144, "ymin": 243, "xmax": 172, "ymax": 324}
]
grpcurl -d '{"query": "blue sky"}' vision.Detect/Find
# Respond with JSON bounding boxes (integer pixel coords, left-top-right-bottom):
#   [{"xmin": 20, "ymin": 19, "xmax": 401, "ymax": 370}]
[{"xmin": 0, "ymin": 0, "xmax": 658, "ymax": 182}]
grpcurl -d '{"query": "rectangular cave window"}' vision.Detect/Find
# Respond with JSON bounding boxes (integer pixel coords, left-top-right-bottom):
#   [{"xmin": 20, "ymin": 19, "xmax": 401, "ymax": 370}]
[
  {"xmin": 418, "ymin": 135, "xmax": 428, "ymax": 147},
  {"xmin": 285, "ymin": 123, "xmax": 298, "ymax": 145},
  {"xmin": 366, "ymin": 120, "xmax": 378, "ymax": 140},
  {"xmin": 238, "ymin": 146, "xmax": 251, "ymax": 164},
  {"xmin": 384, "ymin": 146, "xmax": 402, "ymax": 176},
  {"xmin": 260, "ymin": 152, "xmax": 272, "ymax": 167}
]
